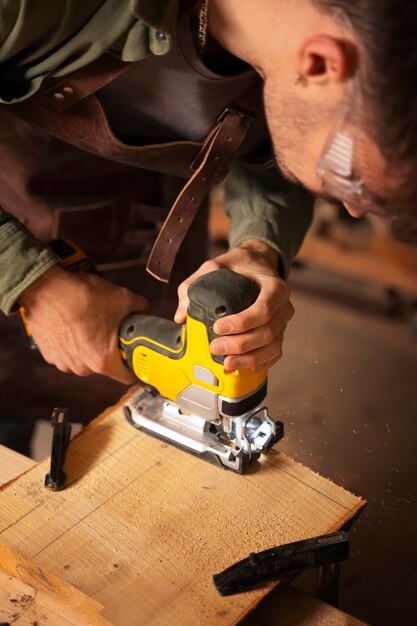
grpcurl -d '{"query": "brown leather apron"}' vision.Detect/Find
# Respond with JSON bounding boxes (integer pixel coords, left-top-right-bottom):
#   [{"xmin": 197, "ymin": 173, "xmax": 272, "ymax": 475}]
[{"xmin": 0, "ymin": 45, "xmax": 263, "ymax": 315}]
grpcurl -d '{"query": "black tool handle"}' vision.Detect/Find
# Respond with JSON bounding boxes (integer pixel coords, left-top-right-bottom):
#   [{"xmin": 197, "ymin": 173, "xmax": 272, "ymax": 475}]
[
  {"xmin": 119, "ymin": 314, "xmax": 185, "ymax": 371},
  {"xmin": 187, "ymin": 268, "xmax": 259, "ymax": 364},
  {"xmin": 119, "ymin": 269, "xmax": 260, "ymax": 371}
]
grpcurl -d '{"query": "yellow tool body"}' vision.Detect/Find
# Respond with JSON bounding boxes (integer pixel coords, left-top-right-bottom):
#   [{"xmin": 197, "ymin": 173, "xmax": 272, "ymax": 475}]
[
  {"xmin": 120, "ymin": 314, "xmax": 266, "ymax": 406},
  {"xmin": 119, "ymin": 269, "xmax": 283, "ymax": 473}
]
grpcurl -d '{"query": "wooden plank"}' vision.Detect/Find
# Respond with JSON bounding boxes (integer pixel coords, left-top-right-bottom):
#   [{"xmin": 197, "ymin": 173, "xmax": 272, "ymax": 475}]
[
  {"xmin": 0, "ymin": 542, "xmax": 112, "ymax": 625},
  {"xmin": 0, "ymin": 388, "xmax": 366, "ymax": 625},
  {"xmin": 0, "ymin": 443, "xmax": 36, "ymax": 485},
  {"xmin": 0, "ymin": 445, "xmax": 367, "ymax": 626}
]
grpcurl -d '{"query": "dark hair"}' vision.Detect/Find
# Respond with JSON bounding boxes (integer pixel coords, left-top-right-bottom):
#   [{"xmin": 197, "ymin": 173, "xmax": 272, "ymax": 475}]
[{"xmin": 313, "ymin": 0, "xmax": 417, "ymax": 242}]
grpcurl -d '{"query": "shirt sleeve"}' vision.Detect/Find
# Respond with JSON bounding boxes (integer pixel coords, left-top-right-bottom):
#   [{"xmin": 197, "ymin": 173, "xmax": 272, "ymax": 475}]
[
  {"xmin": 0, "ymin": 0, "xmax": 145, "ymax": 104},
  {"xmin": 0, "ymin": 207, "xmax": 58, "ymax": 315},
  {"xmin": 225, "ymin": 154, "xmax": 314, "ymax": 279}
]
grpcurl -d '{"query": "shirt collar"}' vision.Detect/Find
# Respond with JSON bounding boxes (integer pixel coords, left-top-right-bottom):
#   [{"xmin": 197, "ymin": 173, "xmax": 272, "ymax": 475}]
[{"xmin": 131, "ymin": 0, "xmax": 181, "ymax": 34}]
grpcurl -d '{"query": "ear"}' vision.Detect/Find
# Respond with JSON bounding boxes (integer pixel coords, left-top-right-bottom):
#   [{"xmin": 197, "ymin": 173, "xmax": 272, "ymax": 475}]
[{"xmin": 298, "ymin": 35, "xmax": 356, "ymax": 84}]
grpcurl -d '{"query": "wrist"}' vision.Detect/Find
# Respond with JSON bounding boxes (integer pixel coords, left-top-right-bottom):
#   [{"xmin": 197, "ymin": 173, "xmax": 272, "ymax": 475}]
[
  {"xmin": 18, "ymin": 265, "xmax": 65, "ymax": 308},
  {"xmin": 236, "ymin": 239, "xmax": 280, "ymax": 268}
]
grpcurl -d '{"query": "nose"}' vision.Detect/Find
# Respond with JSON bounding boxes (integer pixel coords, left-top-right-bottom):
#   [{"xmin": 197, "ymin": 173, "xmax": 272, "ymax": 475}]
[{"xmin": 343, "ymin": 202, "xmax": 366, "ymax": 218}]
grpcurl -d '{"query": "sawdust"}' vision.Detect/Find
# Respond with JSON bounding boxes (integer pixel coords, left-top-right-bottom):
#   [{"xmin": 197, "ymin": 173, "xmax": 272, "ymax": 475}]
[{"xmin": 0, "ymin": 391, "xmax": 366, "ymax": 626}]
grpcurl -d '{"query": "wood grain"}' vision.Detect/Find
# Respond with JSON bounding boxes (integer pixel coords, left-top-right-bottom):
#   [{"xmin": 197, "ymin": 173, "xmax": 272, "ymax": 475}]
[
  {"xmin": 0, "ymin": 542, "xmax": 112, "ymax": 625},
  {"xmin": 0, "ymin": 387, "xmax": 366, "ymax": 625},
  {"xmin": 0, "ymin": 443, "xmax": 36, "ymax": 486}
]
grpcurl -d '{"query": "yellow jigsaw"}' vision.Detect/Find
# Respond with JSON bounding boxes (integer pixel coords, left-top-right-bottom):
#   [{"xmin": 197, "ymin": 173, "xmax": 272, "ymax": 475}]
[{"xmin": 119, "ymin": 269, "xmax": 283, "ymax": 473}]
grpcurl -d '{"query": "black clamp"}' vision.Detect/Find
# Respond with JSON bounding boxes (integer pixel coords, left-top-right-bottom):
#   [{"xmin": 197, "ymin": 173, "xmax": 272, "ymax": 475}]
[
  {"xmin": 44, "ymin": 407, "xmax": 72, "ymax": 491},
  {"xmin": 213, "ymin": 531, "xmax": 349, "ymax": 596}
]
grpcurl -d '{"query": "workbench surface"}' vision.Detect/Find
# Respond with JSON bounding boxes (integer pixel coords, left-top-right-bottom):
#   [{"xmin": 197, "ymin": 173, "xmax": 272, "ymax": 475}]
[{"xmin": 0, "ymin": 389, "xmax": 367, "ymax": 625}]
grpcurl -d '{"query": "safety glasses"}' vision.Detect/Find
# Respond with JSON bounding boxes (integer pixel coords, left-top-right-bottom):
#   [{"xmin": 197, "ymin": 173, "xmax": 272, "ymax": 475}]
[{"xmin": 316, "ymin": 56, "xmax": 395, "ymax": 217}]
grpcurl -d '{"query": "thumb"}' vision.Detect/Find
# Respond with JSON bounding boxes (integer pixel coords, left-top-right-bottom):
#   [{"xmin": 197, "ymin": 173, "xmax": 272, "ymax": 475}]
[
  {"xmin": 130, "ymin": 293, "xmax": 149, "ymax": 313},
  {"xmin": 108, "ymin": 333, "xmax": 137, "ymax": 385},
  {"xmin": 174, "ymin": 302, "xmax": 187, "ymax": 324},
  {"xmin": 112, "ymin": 293, "xmax": 149, "ymax": 384},
  {"xmin": 175, "ymin": 278, "xmax": 192, "ymax": 323},
  {"xmin": 120, "ymin": 293, "xmax": 149, "ymax": 322}
]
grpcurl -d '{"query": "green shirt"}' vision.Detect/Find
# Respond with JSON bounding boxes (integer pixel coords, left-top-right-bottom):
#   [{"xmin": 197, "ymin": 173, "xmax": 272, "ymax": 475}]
[{"xmin": 0, "ymin": 0, "xmax": 313, "ymax": 314}]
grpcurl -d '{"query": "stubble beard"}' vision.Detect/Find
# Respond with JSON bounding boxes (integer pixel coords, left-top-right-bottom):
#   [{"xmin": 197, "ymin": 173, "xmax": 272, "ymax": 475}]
[
  {"xmin": 263, "ymin": 81, "xmax": 338, "ymax": 193},
  {"xmin": 263, "ymin": 94, "xmax": 302, "ymax": 185}
]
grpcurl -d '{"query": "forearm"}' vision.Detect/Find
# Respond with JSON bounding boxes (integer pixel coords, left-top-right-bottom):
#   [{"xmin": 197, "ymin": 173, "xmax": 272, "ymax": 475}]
[
  {"xmin": 225, "ymin": 156, "xmax": 314, "ymax": 279},
  {"xmin": 0, "ymin": 207, "xmax": 58, "ymax": 314}
]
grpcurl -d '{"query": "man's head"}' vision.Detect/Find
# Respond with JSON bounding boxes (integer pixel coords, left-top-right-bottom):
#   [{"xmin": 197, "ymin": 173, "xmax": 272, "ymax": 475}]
[{"xmin": 209, "ymin": 0, "xmax": 417, "ymax": 240}]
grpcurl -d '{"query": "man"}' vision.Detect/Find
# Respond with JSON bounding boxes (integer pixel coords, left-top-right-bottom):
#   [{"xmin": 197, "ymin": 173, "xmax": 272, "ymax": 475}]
[{"xmin": 0, "ymin": 2, "xmax": 415, "ymax": 417}]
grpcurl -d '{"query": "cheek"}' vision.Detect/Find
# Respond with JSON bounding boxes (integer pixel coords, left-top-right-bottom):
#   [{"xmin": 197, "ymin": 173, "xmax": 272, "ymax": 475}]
[
  {"xmin": 263, "ymin": 84, "xmax": 293, "ymax": 150},
  {"xmin": 263, "ymin": 83, "xmax": 328, "ymax": 191}
]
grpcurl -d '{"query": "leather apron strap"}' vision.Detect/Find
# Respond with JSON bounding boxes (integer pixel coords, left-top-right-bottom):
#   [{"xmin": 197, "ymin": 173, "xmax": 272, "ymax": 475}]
[{"xmin": 146, "ymin": 105, "xmax": 255, "ymax": 281}]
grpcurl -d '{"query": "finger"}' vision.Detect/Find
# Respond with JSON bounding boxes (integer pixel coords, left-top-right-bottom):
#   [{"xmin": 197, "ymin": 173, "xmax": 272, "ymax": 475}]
[
  {"xmin": 97, "ymin": 355, "xmax": 136, "ymax": 384},
  {"xmin": 176, "ymin": 260, "xmax": 221, "ymax": 303},
  {"xmin": 108, "ymin": 366, "xmax": 137, "ymax": 385},
  {"xmin": 53, "ymin": 361, "xmax": 72, "ymax": 374},
  {"xmin": 250, "ymin": 330, "xmax": 285, "ymax": 371},
  {"xmin": 214, "ymin": 296, "xmax": 293, "ymax": 339},
  {"xmin": 66, "ymin": 352, "xmax": 104, "ymax": 377},
  {"xmin": 126, "ymin": 291, "xmax": 149, "ymax": 315},
  {"xmin": 222, "ymin": 327, "xmax": 285, "ymax": 371},
  {"xmin": 113, "ymin": 293, "xmax": 150, "ymax": 378},
  {"xmin": 175, "ymin": 278, "xmax": 193, "ymax": 323},
  {"xmin": 174, "ymin": 301, "xmax": 188, "ymax": 324},
  {"xmin": 177, "ymin": 278, "xmax": 192, "ymax": 305},
  {"xmin": 223, "ymin": 339, "xmax": 283, "ymax": 371},
  {"xmin": 106, "ymin": 286, "xmax": 149, "ymax": 324},
  {"xmin": 37, "ymin": 345, "xmax": 71, "ymax": 372},
  {"xmin": 210, "ymin": 327, "xmax": 275, "ymax": 357},
  {"xmin": 252, "ymin": 356, "xmax": 282, "ymax": 372},
  {"xmin": 175, "ymin": 260, "xmax": 222, "ymax": 322},
  {"xmin": 47, "ymin": 354, "xmax": 93, "ymax": 377},
  {"xmin": 68, "ymin": 363, "xmax": 95, "ymax": 377},
  {"xmin": 213, "ymin": 281, "xmax": 291, "ymax": 335},
  {"xmin": 210, "ymin": 304, "xmax": 291, "ymax": 356},
  {"xmin": 105, "ymin": 339, "xmax": 138, "ymax": 385},
  {"xmin": 79, "ymin": 330, "xmax": 135, "ymax": 384}
]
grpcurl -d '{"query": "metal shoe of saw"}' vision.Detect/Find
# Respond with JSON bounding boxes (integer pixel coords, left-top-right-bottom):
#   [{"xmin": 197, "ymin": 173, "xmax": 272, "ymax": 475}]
[{"xmin": 119, "ymin": 269, "xmax": 283, "ymax": 473}]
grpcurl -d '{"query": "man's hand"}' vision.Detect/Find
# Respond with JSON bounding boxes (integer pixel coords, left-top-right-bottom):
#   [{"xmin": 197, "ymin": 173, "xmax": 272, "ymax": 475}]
[
  {"xmin": 19, "ymin": 266, "xmax": 148, "ymax": 383},
  {"xmin": 175, "ymin": 240, "xmax": 294, "ymax": 371}
]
